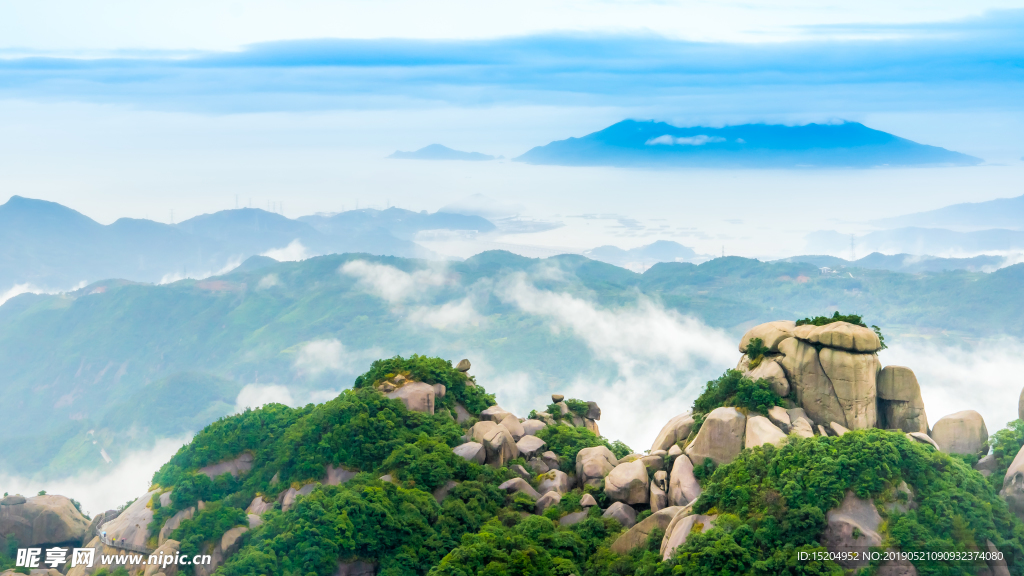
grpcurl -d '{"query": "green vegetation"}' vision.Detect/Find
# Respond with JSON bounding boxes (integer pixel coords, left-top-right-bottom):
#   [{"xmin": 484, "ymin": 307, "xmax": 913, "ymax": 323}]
[
  {"xmin": 535, "ymin": 425, "xmax": 630, "ymax": 473},
  {"xmin": 692, "ymin": 369, "xmax": 783, "ymax": 417},
  {"xmin": 353, "ymin": 355, "xmax": 496, "ymax": 414},
  {"xmin": 988, "ymin": 419, "xmax": 1024, "ymax": 491},
  {"xmin": 745, "ymin": 337, "xmax": 770, "ymax": 368},
  {"xmin": 795, "ymin": 311, "xmax": 888, "ymax": 350},
  {"xmin": 171, "ymin": 503, "xmax": 248, "ymax": 558}
]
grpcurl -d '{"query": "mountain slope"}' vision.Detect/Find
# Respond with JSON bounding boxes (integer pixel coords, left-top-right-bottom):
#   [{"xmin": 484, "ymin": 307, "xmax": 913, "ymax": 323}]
[
  {"xmin": 388, "ymin": 144, "xmax": 495, "ymax": 161},
  {"xmin": 515, "ymin": 120, "xmax": 981, "ymax": 168}
]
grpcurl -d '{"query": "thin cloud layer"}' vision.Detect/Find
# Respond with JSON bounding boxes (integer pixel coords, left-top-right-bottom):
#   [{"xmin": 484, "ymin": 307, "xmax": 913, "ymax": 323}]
[
  {"xmin": 0, "ymin": 436, "xmax": 189, "ymax": 517},
  {"xmin": 0, "ymin": 15, "xmax": 1021, "ymax": 113},
  {"xmin": 234, "ymin": 383, "xmax": 295, "ymax": 413},
  {"xmin": 340, "ymin": 260, "xmax": 448, "ymax": 303}
]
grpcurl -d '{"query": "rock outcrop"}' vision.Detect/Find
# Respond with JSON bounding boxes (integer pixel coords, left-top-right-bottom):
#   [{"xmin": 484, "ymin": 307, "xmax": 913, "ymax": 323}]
[
  {"xmin": 778, "ymin": 337, "xmax": 848, "ymax": 428},
  {"xmin": 661, "ymin": 511, "xmax": 716, "ymax": 560},
  {"xmin": 158, "ymin": 507, "xmax": 195, "ymax": 545},
  {"xmin": 821, "ymin": 491, "xmax": 883, "ymax": 570},
  {"xmin": 0, "ymin": 494, "xmax": 90, "ymax": 549},
  {"xmin": 930, "ymin": 410, "xmax": 988, "ymax": 456},
  {"xmin": 481, "ymin": 424, "xmax": 519, "ymax": 466},
  {"xmin": 739, "ymin": 320, "xmax": 795, "ymax": 353},
  {"xmin": 1000, "ymin": 446, "xmax": 1024, "ymax": 520},
  {"xmin": 685, "ymin": 407, "xmax": 745, "ymax": 466},
  {"xmin": 576, "ymin": 446, "xmax": 618, "ymax": 488},
  {"xmin": 498, "ymin": 478, "xmax": 541, "ymax": 500},
  {"xmin": 198, "ymin": 452, "xmax": 254, "ymax": 479},
  {"xmin": 602, "ymin": 502, "xmax": 637, "ymax": 528},
  {"xmin": 818, "ymin": 347, "xmax": 880, "ymax": 429},
  {"xmin": 100, "ymin": 490, "xmax": 158, "ymax": 548},
  {"xmin": 650, "ymin": 413, "xmax": 695, "ymax": 452},
  {"xmin": 536, "ymin": 470, "xmax": 573, "ymax": 495},
  {"xmin": 453, "ymin": 442, "xmax": 486, "ymax": 464},
  {"xmin": 604, "ymin": 460, "xmax": 650, "ymax": 505},
  {"xmin": 610, "ymin": 506, "xmax": 684, "ymax": 555},
  {"xmin": 744, "ymin": 415, "xmax": 787, "ymax": 449},
  {"xmin": 876, "ymin": 366, "xmax": 929, "ymax": 433},
  {"xmin": 668, "ymin": 454, "xmax": 701, "ymax": 507},
  {"xmin": 516, "ymin": 435, "xmax": 547, "ymax": 459},
  {"xmin": 386, "ymin": 382, "xmax": 436, "ymax": 414}
]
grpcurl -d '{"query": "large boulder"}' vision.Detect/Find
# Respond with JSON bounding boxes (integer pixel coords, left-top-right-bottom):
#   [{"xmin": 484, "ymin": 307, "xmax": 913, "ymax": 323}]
[
  {"xmin": 85, "ymin": 510, "xmax": 120, "ymax": 545},
  {"xmin": 610, "ymin": 506, "xmax": 684, "ymax": 555},
  {"xmin": 498, "ymin": 478, "xmax": 541, "ymax": 500},
  {"xmin": 745, "ymin": 359, "xmax": 790, "ymax": 397},
  {"xmin": 199, "ymin": 452, "xmax": 254, "ymax": 479},
  {"xmin": 576, "ymin": 446, "xmax": 618, "ymax": 488},
  {"xmin": 685, "ymin": 407, "xmax": 746, "ymax": 466},
  {"xmin": 516, "ymin": 435, "xmax": 547, "ymax": 459},
  {"xmin": 821, "ymin": 491, "xmax": 883, "ymax": 570},
  {"xmin": 668, "ymin": 454, "xmax": 702, "ymax": 507},
  {"xmin": 604, "ymin": 460, "xmax": 650, "ymax": 505},
  {"xmin": 482, "ymin": 424, "xmax": 519, "ymax": 466},
  {"xmin": 794, "ymin": 321, "xmax": 882, "ymax": 353},
  {"xmin": 778, "ymin": 337, "xmax": 847, "ymax": 427},
  {"xmin": 499, "ymin": 414, "xmax": 526, "ymax": 441},
  {"xmin": 386, "ymin": 382, "xmax": 435, "ymax": 414},
  {"xmin": 931, "ymin": 410, "xmax": 988, "ymax": 456},
  {"xmin": 521, "ymin": 419, "xmax": 547, "ymax": 436},
  {"xmin": 661, "ymin": 512, "xmax": 716, "ymax": 560},
  {"xmin": 1000, "ymin": 446, "xmax": 1024, "ymax": 520},
  {"xmin": 158, "ymin": 506, "xmax": 195, "ymax": 545},
  {"xmin": 586, "ymin": 401, "xmax": 602, "ymax": 420},
  {"xmin": 877, "ymin": 366, "xmax": 929, "ymax": 433},
  {"xmin": 535, "ymin": 491, "xmax": 561, "ymax": 515},
  {"xmin": 744, "ymin": 415, "xmax": 787, "ymax": 449},
  {"xmin": 818, "ymin": 347, "xmax": 879, "ymax": 429},
  {"xmin": 650, "ymin": 413, "xmax": 695, "ymax": 452},
  {"xmin": 767, "ymin": 406, "xmax": 791, "ymax": 432},
  {"xmin": 537, "ymin": 470, "xmax": 573, "ymax": 495},
  {"xmin": 602, "ymin": 502, "xmax": 637, "ymax": 528},
  {"xmin": 100, "ymin": 490, "xmax": 159, "ymax": 548},
  {"xmin": 143, "ymin": 539, "xmax": 181, "ymax": 576},
  {"xmin": 279, "ymin": 483, "xmax": 317, "ymax": 512},
  {"xmin": 739, "ymin": 321, "xmax": 796, "ymax": 353},
  {"xmin": 453, "ymin": 441, "xmax": 486, "ymax": 464},
  {"xmin": 480, "ymin": 405, "xmax": 512, "ymax": 422},
  {"xmin": 468, "ymin": 420, "xmax": 498, "ymax": 443},
  {"xmin": 0, "ymin": 494, "xmax": 90, "ymax": 549},
  {"xmin": 246, "ymin": 497, "xmax": 273, "ymax": 515},
  {"xmin": 650, "ymin": 484, "xmax": 668, "ymax": 513},
  {"xmin": 325, "ymin": 464, "xmax": 359, "ymax": 486}
]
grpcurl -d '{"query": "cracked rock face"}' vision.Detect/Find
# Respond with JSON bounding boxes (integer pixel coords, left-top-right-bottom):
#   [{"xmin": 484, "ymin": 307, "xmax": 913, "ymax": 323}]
[
  {"xmin": 877, "ymin": 366, "xmax": 929, "ymax": 433},
  {"xmin": 818, "ymin": 347, "xmax": 879, "ymax": 430},
  {"xmin": 778, "ymin": 337, "xmax": 848, "ymax": 428}
]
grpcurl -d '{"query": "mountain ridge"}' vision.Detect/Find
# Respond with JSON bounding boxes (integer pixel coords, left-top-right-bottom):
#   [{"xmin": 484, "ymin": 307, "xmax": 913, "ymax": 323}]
[{"xmin": 515, "ymin": 119, "xmax": 981, "ymax": 168}]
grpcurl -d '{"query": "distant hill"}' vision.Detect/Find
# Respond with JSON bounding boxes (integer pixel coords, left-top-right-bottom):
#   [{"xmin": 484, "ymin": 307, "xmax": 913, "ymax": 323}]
[
  {"xmin": 873, "ymin": 194, "xmax": 1024, "ymax": 230},
  {"xmin": 780, "ymin": 252, "xmax": 1009, "ymax": 273},
  {"xmin": 515, "ymin": 120, "xmax": 981, "ymax": 168},
  {"xmin": 299, "ymin": 206, "xmax": 495, "ymax": 240},
  {"xmin": 3, "ymin": 249, "xmax": 1024, "ymax": 477},
  {"xmin": 584, "ymin": 240, "xmax": 701, "ymax": 269},
  {"xmin": 806, "ymin": 227, "xmax": 1024, "ymax": 256},
  {"xmin": 389, "ymin": 144, "xmax": 495, "ymax": 161},
  {"xmin": 0, "ymin": 197, "xmax": 476, "ymax": 289}
]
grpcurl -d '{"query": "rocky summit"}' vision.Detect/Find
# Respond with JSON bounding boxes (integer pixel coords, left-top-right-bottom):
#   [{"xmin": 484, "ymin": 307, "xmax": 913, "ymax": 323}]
[{"xmin": 4, "ymin": 318, "xmax": 1024, "ymax": 576}]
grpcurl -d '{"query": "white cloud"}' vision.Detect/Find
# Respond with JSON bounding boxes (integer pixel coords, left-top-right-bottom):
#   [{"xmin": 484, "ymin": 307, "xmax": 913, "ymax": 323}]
[
  {"xmin": 293, "ymin": 339, "xmax": 347, "ymax": 375},
  {"xmin": 257, "ymin": 273, "xmax": 280, "ymax": 289},
  {"xmin": 497, "ymin": 273, "xmax": 737, "ymax": 451},
  {"xmin": 340, "ymin": 260, "xmax": 448, "ymax": 303},
  {"xmin": 0, "ymin": 281, "xmax": 87, "ymax": 306},
  {"xmin": 234, "ymin": 384, "xmax": 295, "ymax": 413},
  {"xmin": 261, "ymin": 239, "xmax": 310, "ymax": 262},
  {"xmin": 883, "ymin": 338, "xmax": 1024, "ymax": 435},
  {"xmin": 645, "ymin": 134, "xmax": 726, "ymax": 146},
  {"xmin": 407, "ymin": 298, "xmax": 483, "ymax": 330},
  {"xmin": 0, "ymin": 436, "xmax": 189, "ymax": 518}
]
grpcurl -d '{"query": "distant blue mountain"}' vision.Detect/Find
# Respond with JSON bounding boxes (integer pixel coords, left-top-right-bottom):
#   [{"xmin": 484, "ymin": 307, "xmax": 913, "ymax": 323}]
[
  {"xmin": 514, "ymin": 120, "xmax": 981, "ymax": 168},
  {"xmin": 389, "ymin": 144, "xmax": 495, "ymax": 161},
  {"xmin": 806, "ymin": 227, "xmax": 1024, "ymax": 256},
  {"xmin": 872, "ymin": 194, "xmax": 1024, "ymax": 230},
  {"xmin": 584, "ymin": 240, "xmax": 700, "ymax": 267}
]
